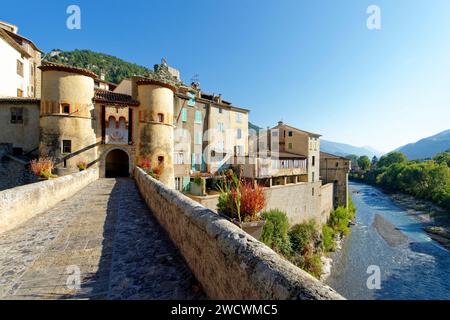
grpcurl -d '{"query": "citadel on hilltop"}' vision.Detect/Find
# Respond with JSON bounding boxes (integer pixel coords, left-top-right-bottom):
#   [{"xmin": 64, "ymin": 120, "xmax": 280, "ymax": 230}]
[{"xmin": 0, "ymin": 20, "xmax": 350, "ymax": 225}]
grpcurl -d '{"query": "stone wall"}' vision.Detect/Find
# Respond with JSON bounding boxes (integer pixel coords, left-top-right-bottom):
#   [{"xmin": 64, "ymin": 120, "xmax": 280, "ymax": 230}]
[
  {"xmin": 320, "ymin": 183, "xmax": 334, "ymax": 223},
  {"xmin": 0, "ymin": 168, "xmax": 99, "ymax": 234},
  {"xmin": 188, "ymin": 181, "xmax": 333, "ymax": 226},
  {"xmin": 135, "ymin": 167, "xmax": 343, "ymax": 300}
]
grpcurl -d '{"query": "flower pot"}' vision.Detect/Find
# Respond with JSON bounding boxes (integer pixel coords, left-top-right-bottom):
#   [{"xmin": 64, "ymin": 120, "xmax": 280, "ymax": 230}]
[{"xmin": 233, "ymin": 219, "xmax": 266, "ymax": 240}]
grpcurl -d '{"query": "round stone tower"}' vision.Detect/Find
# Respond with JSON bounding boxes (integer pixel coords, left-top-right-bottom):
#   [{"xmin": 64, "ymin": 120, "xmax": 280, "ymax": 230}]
[
  {"xmin": 136, "ymin": 78, "xmax": 176, "ymax": 189},
  {"xmin": 39, "ymin": 62, "xmax": 98, "ymax": 174}
]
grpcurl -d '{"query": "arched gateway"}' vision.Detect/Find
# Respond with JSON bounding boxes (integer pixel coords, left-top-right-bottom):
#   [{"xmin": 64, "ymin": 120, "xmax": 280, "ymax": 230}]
[{"xmin": 105, "ymin": 149, "xmax": 130, "ymax": 178}]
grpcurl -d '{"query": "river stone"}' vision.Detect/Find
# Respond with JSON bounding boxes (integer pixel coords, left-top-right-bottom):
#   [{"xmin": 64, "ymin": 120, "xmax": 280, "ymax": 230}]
[{"xmin": 372, "ymin": 214, "xmax": 409, "ymax": 247}]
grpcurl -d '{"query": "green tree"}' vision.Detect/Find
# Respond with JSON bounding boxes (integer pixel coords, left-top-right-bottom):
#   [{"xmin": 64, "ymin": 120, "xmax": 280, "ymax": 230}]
[
  {"xmin": 433, "ymin": 151, "xmax": 450, "ymax": 167},
  {"xmin": 377, "ymin": 152, "xmax": 408, "ymax": 168},
  {"xmin": 357, "ymin": 155, "xmax": 371, "ymax": 171},
  {"xmin": 346, "ymin": 154, "xmax": 359, "ymax": 170},
  {"xmin": 372, "ymin": 156, "xmax": 378, "ymax": 167}
]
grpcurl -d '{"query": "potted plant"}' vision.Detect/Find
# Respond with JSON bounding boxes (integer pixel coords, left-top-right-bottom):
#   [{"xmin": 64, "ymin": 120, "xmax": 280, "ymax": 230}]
[
  {"xmin": 76, "ymin": 159, "xmax": 88, "ymax": 171},
  {"xmin": 138, "ymin": 157, "xmax": 163, "ymax": 180},
  {"xmin": 30, "ymin": 157, "xmax": 56, "ymax": 180},
  {"xmin": 217, "ymin": 173, "xmax": 267, "ymax": 240},
  {"xmin": 191, "ymin": 175, "xmax": 207, "ymax": 196}
]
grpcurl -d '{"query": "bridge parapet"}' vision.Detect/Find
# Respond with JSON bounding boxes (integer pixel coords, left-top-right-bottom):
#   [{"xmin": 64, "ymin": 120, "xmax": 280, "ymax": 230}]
[
  {"xmin": 0, "ymin": 168, "xmax": 99, "ymax": 234},
  {"xmin": 135, "ymin": 167, "xmax": 344, "ymax": 300}
]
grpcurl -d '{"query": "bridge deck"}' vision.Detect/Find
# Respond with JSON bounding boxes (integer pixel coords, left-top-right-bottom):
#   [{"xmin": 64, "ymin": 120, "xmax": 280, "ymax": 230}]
[{"xmin": 0, "ymin": 178, "xmax": 205, "ymax": 300}]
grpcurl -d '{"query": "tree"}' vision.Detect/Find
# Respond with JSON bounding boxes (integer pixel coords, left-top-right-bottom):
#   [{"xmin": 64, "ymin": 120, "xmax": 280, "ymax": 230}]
[
  {"xmin": 357, "ymin": 156, "xmax": 371, "ymax": 171},
  {"xmin": 377, "ymin": 152, "xmax": 408, "ymax": 168},
  {"xmin": 346, "ymin": 154, "xmax": 359, "ymax": 170},
  {"xmin": 433, "ymin": 151, "xmax": 450, "ymax": 167},
  {"xmin": 371, "ymin": 156, "xmax": 378, "ymax": 167}
]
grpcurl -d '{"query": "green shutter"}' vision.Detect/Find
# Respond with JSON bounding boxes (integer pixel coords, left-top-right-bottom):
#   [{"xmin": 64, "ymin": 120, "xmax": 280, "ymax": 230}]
[
  {"xmin": 182, "ymin": 176, "xmax": 191, "ymax": 192},
  {"xmin": 181, "ymin": 108, "xmax": 187, "ymax": 122},
  {"xmin": 191, "ymin": 153, "xmax": 196, "ymax": 170},
  {"xmin": 195, "ymin": 111, "xmax": 202, "ymax": 123}
]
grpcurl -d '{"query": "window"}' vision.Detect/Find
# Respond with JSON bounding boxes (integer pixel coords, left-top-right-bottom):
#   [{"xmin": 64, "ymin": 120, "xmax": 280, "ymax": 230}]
[
  {"xmin": 216, "ymin": 140, "xmax": 224, "ymax": 151},
  {"xmin": 181, "ymin": 108, "xmax": 187, "ymax": 122},
  {"xmin": 175, "ymin": 152, "xmax": 184, "ymax": 165},
  {"xmin": 288, "ymin": 131, "xmax": 293, "ymax": 137},
  {"xmin": 195, "ymin": 110, "xmax": 202, "ymax": 124},
  {"xmin": 237, "ymin": 128, "xmax": 242, "ymax": 139},
  {"xmin": 312, "ymin": 172, "xmax": 315, "ymax": 182},
  {"xmin": 175, "ymin": 177, "xmax": 181, "ymax": 191},
  {"xmin": 17, "ymin": 60, "xmax": 23, "ymax": 76},
  {"xmin": 158, "ymin": 156, "xmax": 164, "ymax": 165},
  {"xmin": 17, "ymin": 89, "xmax": 23, "ymax": 97},
  {"xmin": 288, "ymin": 143, "xmax": 293, "ymax": 149},
  {"xmin": 30, "ymin": 63, "xmax": 34, "ymax": 76},
  {"xmin": 10, "ymin": 107, "xmax": 23, "ymax": 124},
  {"xmin": 157, "ymin": 113, "xmax": 164, "ymax": 123},
  {"xmin": 187, "ymin": 91, "xmax": 196, "ymax": 107},
  {"xmin": 218, "ymin": 122, "xmax": 224, "ymax": 132},
  {"xmin": 236, "ymin": 112, "xmax": 242, "ymax": 123},
  {"xmin": 336, "ymin": 162, "xmax": 339, "ymax": 167},
  {"xmin": 62, "ymin": 104, "xmax": 70, "ymax": 114},
  {"xmin": 272, "ymin": 131, "xmax": 278, "ymax": 137},
  {"xmin": 312, "ymin": 156, "xmax": 316, "ymax": 166},
  {"xmin": 195, "ymin": 131, "xmax": 202, "ymax": 145},
  {"xmin": 218, "ymin": 107, "xmax": 223, "ymax": 114},
  {"xmin": 312, "ymin": 188, "xmax": 315, "ymax": 196},
  {"xmin": 62, "ymin": 140, "xmax": 72, "ymax": 154},
  {"xmin": 236, "ymin": 145, "xmax": 244, "ymax": 156}
]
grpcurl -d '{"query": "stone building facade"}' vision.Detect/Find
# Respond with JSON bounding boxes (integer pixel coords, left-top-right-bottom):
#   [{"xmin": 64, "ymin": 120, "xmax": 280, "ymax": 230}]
[
  {"xmin": 0, "ymin": 21, "xmax": 42, "ymax": 98},
  {"xmin": 320, "ymin": 152, "xmax": 351, "ymax": 208}
]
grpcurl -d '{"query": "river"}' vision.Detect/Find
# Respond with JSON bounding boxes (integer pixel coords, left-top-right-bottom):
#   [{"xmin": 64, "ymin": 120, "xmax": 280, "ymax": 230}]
[{"xmin": 325, "ymin": 181, "xmax": 450, "ymax": 300}]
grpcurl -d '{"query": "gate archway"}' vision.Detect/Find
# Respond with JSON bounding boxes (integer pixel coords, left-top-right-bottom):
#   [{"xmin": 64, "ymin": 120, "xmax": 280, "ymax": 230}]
[{"xmin": 105, "ymin": 149, "xmax": 129, "ymax": 178}]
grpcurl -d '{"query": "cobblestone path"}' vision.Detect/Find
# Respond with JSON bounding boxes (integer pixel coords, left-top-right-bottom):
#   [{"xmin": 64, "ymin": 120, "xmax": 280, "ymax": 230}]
[{"xmin": 0, "ymin": 178, "xmax": 205, "ymax": 300}]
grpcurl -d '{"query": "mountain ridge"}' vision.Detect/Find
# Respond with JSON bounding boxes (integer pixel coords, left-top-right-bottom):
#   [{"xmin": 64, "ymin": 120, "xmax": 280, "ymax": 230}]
[{"xmin": 394, "ymin": 129, "xmax": 450, "ymax": 160}]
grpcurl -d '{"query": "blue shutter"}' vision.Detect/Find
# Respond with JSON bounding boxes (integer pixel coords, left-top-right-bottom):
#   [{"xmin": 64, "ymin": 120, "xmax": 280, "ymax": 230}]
[{"xmin": 181, "ymin": 108, "xmax": 187, "ymax": 122}]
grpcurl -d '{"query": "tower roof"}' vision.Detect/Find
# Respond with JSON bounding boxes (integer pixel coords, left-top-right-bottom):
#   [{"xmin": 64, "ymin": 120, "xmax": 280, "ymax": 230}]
[{"xmin": 39, "ymin": 61, "xmax": 98, "ymax": 79}]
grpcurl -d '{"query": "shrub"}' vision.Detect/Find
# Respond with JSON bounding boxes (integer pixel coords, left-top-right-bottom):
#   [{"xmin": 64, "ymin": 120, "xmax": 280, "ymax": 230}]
[
  {"xmin": 329, "ymin": 207, "xmax": 350, "ymax": 236},
  {"xmin": 30, "ymin": 157, "xmax": 54, "ymax": 178},
  {"xmin": 288, "ymin": 221, "xmax": 320, "ymax": 255},
  {"xmin": 261, "ymin": 209, "xmax": 291, "ymax": 255},
  {"xmin": 322, "ymin": 225, "xmax": 336, "ymax": 252},
  {"xmin": 289, "ymin": 251, "xmax": 323, "ymax": 278}
]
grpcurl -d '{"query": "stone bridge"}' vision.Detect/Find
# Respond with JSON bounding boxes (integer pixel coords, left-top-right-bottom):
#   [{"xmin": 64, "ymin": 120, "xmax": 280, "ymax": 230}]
[
  {"xmin": 0, "ymin": 178, "xmax": 204, "ymax": 299},
  {"xmin": 0, "ymin": 168, "xmax": 344, "ymax": 300}
]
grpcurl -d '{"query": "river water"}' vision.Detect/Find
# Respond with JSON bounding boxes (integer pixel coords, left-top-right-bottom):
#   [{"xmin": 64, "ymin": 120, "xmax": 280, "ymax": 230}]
[{"xmin": 325, "ymin": 182, "xmax": 450, "ymax": 300}]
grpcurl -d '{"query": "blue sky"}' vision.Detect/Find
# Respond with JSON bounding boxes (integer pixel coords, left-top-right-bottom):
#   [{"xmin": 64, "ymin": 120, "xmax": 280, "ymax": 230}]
[{"xmin": 2, "ymin": 0, "xmax": 450, "ymax": 152}]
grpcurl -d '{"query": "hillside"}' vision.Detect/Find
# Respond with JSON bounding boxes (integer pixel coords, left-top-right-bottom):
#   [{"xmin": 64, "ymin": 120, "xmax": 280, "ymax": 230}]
[
  {"xmin": 44, "ymin": 49, "xmax": 152, "ymax": 84},
  {"xmin": 320, "ymin": 139, "xmax": 383, "ymax": 158},
  {"xmin": 395, "ymin": 129, "xmax": 450, "ymax": 160}
]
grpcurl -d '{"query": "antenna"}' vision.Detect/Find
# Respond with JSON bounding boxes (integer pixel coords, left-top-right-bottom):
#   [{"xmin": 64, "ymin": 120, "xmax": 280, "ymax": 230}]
[{"xmin": 191, "ymin": 74, "xmax": 200, "ymax": 84}]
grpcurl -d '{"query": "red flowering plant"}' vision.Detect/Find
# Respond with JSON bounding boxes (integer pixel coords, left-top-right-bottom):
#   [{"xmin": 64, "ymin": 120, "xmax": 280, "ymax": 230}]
[
  {"xmin": 217, "ymin": 173, "xmax": 266, "ymax": 223},
  {"xmin": 30, "ymin": 157, "xmax": 55, "ymax": 179},
  {"xmin": 137, "ymin": 157, "xmax": 163, "ymax": 180}
]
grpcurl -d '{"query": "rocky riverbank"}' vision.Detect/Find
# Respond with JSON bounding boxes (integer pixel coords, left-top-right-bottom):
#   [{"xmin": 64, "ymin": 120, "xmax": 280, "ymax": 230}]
[{"xmin": 389, "ymin": 192, "xmax": 450, "ymax": 250}]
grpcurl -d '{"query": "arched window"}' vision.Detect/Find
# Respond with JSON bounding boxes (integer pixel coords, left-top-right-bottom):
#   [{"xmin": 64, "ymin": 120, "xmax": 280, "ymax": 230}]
[
  {"xmin": 118, "ymin": 117, "xmax": 127, "ymax": 130},
  {"xmin": 108, "ymin": 116, "xmax": 116, "ymax": 129}
]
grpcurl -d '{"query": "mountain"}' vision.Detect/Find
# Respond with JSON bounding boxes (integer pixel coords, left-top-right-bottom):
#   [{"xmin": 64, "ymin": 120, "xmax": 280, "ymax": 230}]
[
  {"xmin": 320, "ymin": 140, "xmax": 383, "ymax": 158},
  {"xmin": 395, "ymin": 129, "xmax": 450, "ymax": 160},
  {"xmin": 44, "ymin": 49, "xmax": 152, "ymax": 84}
]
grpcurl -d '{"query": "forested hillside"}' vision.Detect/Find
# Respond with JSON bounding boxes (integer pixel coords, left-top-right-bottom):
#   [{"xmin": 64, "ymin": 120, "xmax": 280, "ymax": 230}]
[{"xmin": 44, "ymin": 49, "xmax": 151, "ymax": 84}]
